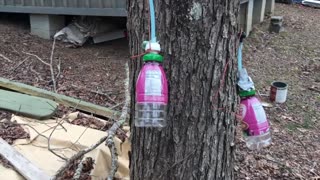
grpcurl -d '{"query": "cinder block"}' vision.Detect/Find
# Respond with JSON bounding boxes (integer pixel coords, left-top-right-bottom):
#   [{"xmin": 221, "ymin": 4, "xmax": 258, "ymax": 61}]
[
  {"xmin": 30, "ymin": 14, "xmax": 65, "ymax": 39},
  {"xmin": 253, "ymin": 0, "xmax": 266, "ymax": 24},
  {"xmin": 269, "ymin": 16, "xmax": 284, "ymax": 33}
]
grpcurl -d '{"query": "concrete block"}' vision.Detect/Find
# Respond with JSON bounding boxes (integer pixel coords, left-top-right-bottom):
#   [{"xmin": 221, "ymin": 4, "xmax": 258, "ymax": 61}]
[
  {"xmin": 252, "ymin": 0, "xmax": 266, "ymax": 24},
  {"xmin": 265, "ymin": 0, "xmax": 275, "ymax": 16},
  {"xmin": 240, "ymin": 0, "xmax": 254, "ymax": 35},
  {"xmin": 30, "ymin": 14, "xmax": 65, "ymax": 39},
  {"xmin": 269, "ymin": 16, "xmax": 284, "ymax": 33}
]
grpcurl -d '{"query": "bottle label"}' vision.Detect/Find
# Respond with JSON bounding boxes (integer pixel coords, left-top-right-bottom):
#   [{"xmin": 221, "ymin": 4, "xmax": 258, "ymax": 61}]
[
  {"xmin": 239, "ymin": 104, "xmax": 246, "ymax": 119},
  {"xmin": 145, "ymin": 70, "xmax": 162, "ymax": 96},
  {"xmin": 252, "ymin": 103, "xmax": 267, "ymax": 123}
]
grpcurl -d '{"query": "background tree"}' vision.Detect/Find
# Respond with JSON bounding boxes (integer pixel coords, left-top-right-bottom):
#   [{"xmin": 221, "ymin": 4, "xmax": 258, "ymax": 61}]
[{"xmin": 127, "ymin": 0, "xmax": 239, "ymax": 179}]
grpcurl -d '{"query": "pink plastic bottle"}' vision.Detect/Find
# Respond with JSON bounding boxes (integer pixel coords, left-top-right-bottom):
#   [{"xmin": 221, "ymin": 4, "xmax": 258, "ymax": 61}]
[
  {"xmin": 240, "ymin": 96, "xmax": 272, "ymax": 150},
  {"xmin": 135, "ymin": 53, "xmax": 168, "ymax": 127}
]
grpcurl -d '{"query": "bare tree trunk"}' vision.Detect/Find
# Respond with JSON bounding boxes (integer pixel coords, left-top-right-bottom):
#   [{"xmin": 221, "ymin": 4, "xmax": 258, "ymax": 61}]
[{"xmin": 127, "ymin": 0, "xmax": 239, "ymax": 179}]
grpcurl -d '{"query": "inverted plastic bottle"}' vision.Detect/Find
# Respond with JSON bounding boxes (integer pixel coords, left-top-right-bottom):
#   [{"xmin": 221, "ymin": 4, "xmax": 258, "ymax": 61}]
[
  {"xmin": 135, "ymin": 53, "xmax": 168, "ymax": 127},
  {"xmin": 240, "ymin": 96, "xmax": 272, "ymax": 150}
]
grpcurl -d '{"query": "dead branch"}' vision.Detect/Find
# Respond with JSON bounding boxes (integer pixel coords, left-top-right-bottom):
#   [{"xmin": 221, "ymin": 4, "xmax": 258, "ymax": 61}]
[
  {"xmin": 106, "ymin": 140, "xmax": 118, "ymax": 180},
  {"xmin": 73, "ymin": 158, "xmax": 85, "ymax": 180},
  {"xmin": 10, "ymin": 46, "xmax": 20, "ymax": 55},
  {"xmin": 50, "ymin": 38, "xmax": 57, "ymax": 92},
  {"xmin": 30, "ymin": 66, "xmax": 45, "ymax": 81},
  {"xmin": 11, "ymin": 57, "xmax": 30, "ymax": 72},
  {"xmin": 52, "ymin": 134, "xmax": 109, "ymax": 179},
  {"xmin": 22, "ymin": 51, "xmax": 50, "ymax": 66},
  {"xmin": 48, "ymin": 118, "xmax": 68, "ymax": 161},
  {"xmin": 52, "ymin": 63, "xmax": 130, "ymax": 180},
  {"xmin": 71, "ymin": 84, "xmax": 119, "ymax": 98},
  {"xmin": 56, "ymin": 57, "xmax": 61, "ymax": 80},
  {"xmin": 78, "ymin": 112, "xmax": 110, "ymax": 123},
  {"xmin": 0, "ymin": 120, "xmax": 49, "ymax": 143},
  {"xmin": 105, "ymin": 62, "xmax": 130, "ymax": 180},
  {"xmin": 22, "ymin": 38, "xmax": 58, "ymax": 92},
  {"xmin": 296, "ymin": 135, "xmax": 312, "ymax": 160},
  {"xmin": 51, "ymin": 126, "xmax": 89, "ymax": 152},
  {"xmin": 109, "ymin": 102, "xmax": 124, "ymax": 110},
  {"xmin": 308, "ymin": 87, "xmax": 320, "ymax": 93},
  {"xmin": 0, "ymin": 53, "xmax": 12, "ymax": 62},
  {"xmin": 256, "ymin": 154, "xmax": 297, "ymax": 176}
]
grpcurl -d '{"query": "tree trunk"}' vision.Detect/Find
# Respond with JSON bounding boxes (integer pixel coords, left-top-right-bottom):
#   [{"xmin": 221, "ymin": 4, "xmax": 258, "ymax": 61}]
[{"xmin": 127, "ymin": 0, "xmax": 239, "ymax": 179}]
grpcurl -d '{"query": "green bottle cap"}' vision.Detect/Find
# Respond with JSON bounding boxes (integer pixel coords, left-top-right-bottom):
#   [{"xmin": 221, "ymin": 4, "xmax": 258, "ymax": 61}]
[
  {"xmin": 143, "ymin": 53, "xmax": 163, "ymax": 63},
  {"xmin": 239, "ymin": 89, "xmax": 256, "ymax": 97}
]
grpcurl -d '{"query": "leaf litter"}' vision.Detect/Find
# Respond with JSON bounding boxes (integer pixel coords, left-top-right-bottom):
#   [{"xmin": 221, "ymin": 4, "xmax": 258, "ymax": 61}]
[{"xmin": 235, "ymin": 3, "xmax": 320, "ymax": 180}]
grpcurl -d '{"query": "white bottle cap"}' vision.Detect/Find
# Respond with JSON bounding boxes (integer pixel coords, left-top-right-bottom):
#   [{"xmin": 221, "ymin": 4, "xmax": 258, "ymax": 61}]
[{"xmin": 144, "ymin": 42, "xmax": 161, "ymax": 52}]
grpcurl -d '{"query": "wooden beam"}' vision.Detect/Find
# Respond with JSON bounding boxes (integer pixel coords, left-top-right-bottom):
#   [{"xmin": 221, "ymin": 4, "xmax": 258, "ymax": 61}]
[
  {"xmin": 0, "ymin": 78, "xmax": 120, "ymax": 119},
  {"xmin": 0, "ymin": 89, "xmax": 58, "ymax": 120},
  {"xmin": 0, "ymin": 138, "xmax": 51, "ymax": 180}
]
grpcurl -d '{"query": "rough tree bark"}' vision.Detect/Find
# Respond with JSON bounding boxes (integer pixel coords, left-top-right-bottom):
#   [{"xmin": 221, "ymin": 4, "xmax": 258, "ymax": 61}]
[{"xmin": 127, "ymin": 0, "xmax": 239, "ymax": 179}]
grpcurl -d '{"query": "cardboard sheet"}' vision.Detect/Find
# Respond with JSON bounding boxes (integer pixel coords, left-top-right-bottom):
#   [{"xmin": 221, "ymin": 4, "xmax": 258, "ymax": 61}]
[{"xmin": 0, "ymin": 115, "xmax": 130, "ymax": 179}]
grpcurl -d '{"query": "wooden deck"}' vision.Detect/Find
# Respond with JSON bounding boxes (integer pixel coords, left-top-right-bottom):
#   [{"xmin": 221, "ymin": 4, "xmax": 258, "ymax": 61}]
[{"xmin": 0, "ymin": 0, "xmax": 126, "ymax": 16}]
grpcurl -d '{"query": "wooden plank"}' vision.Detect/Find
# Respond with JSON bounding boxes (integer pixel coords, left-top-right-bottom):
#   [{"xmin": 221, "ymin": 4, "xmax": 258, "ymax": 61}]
[
  {"xmin": 0, "ymin": 78, "xmax": 121, "ymax": 119},
  {"xmin": 0, "ymin": 138, "xmax": 51, "ymax": 180},
  {"xmin": 0, "ymin": 6, "xmax": 127, "ymax": 17},
  {"xmin": 0, "ymin": 89, "xmax": 57, "ymax": 119}
]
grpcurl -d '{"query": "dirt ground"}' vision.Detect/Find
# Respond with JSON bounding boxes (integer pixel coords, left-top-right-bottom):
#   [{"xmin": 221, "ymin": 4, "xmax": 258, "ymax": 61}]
[
  {"xmin": 0, "ymin": 3, "xmax": 319, "ymax": 180},
  {"xmin": 235, "ymin": 3, "xmax": 320, "ymax": 180},
  {"xmin": 0, "ymin": 14, "xmax": 128, "ymax": 111},
  {"xmin": 0, "ymin": 14, "xmax": 128, "ymax": 179}
]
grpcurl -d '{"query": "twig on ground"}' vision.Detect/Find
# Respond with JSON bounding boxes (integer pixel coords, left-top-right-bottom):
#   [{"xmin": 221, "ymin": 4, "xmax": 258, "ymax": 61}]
[
  {"xmin": 50, "ymin": 38, "xmax": 57, "ymax": 92},
  {"xmin": 308, "ymin": 87, "xmax": 320, "ymax": 93},
  {"xmin": 257, "ymin": 155, "xmax": 296, "ymax": 175},
  {"xmin": 78, "ymin": 112, "xmax": 109, "ymax": 122},
  {"xmin": 0, "ymin": 120, "xmax": 49, "ymax": 144},
  {"xmin": 109, "ymin": 102, "xmax": 125, "ymax": 110},
  {"xmin": 95, "ymin": 87, "xmax": 117, "ymax": 104},
  {"xmin": 48, "ymin": 118, "xmax": 68, "ymax": 161},
  {"xmin": 22, "ymin": 51, "xmax": 50, "ymax": 66},
  {"xmin": 0, "ymin": 53, "xmax": 12, "ymax": 62},
  {"xmin": 11, "ymin": 57, "xmax": 30, "ymax": 72},
  {"xmin": 71, "ymin": 84, "xmax": 117, "ymax": 97},
  {"xmin": 30, "ymin": 66, "xmax": 45, "ymax": 81},
  {"xmin": 56, "ymin": 57, "xmax": 61, "ymax": 80},
  {"xmin": 10, "ymin": 46, "xmax": 20, "ymax": 55},
  {"xmin": 296, "ymin": 136, "xmax": 312, "ymax": 159},
  {"xmin": 51, "ymin": 126, "xmax": 89, "ymax": 152}
]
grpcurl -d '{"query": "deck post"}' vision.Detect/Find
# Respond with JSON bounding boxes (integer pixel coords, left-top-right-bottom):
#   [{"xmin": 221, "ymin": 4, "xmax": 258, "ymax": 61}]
[{"xmin": 253, "ymin": 0, "xmax": 266, "ymax": 24}]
